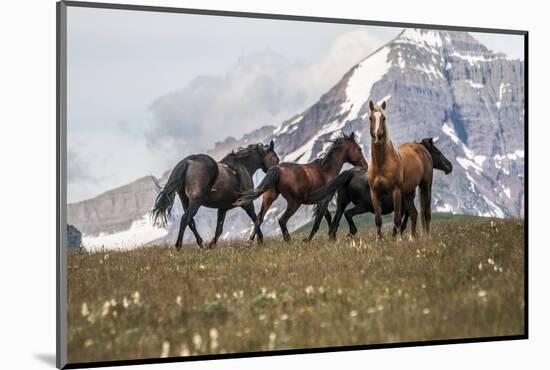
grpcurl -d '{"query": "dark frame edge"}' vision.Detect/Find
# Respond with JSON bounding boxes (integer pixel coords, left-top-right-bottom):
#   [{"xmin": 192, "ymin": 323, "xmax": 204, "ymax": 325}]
[
  {"xmin": 62, "ymin": 0, "xmax": 527, "ymax": 35},
  {"xmin": 57, "ymin": 1, "xmax": 68, "ymax": 369},
  {"xmin": 523, "ymin": 32, "xmax": 529, "ymax": 339}
]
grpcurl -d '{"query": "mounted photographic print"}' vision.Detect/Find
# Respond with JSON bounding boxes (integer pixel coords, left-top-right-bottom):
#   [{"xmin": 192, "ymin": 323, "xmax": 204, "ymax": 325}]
[{"xmin": 57, "ymin": 1, "xmax": 527, "ymax": 368}]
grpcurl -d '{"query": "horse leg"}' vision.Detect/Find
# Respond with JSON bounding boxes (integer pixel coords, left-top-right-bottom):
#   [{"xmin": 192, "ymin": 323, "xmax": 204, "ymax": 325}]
[
  {"xmin": 401, "ymin": 212, "xmax": 409, "ymax": 234},
  {"xmin": 344, "ymin": 205, "xmax": 367, "ymax": 238},
  {"xmin": 392, "ymin": 187, "xmax": 403, "ymax": 242},
  {"xmin": 250, "ymin": 189, "xmax": 279, "ymax": 243},
  {"xmin": 403, "ymin": 194, "xmax": 418, "ymax": 240},
  {"xmin": 304, "ymin": 207, "xmax": 328, "ymax": 242},
  {"xmin": 188, "ymin": 219, "xmax": 203, "ymax": 247},
  {"xmin": 420, "ymin": 182, "xmax": 432, "ymax": 239},
  {"xmin": 177, "ymin": 192, "xmax": 203, "ymax": 248},
  {"xmin": 175, "ymin": 199, "xmax": 201, "ymax": 251},
  {"xmin": 279, "ymin": 201, "xmax": 300, "ymax": 242},
  {"xmin": 370, "ymin": 189, "xmax": 383, "ymax": 241},
  {"xmin": 242, "ymin": 203, "xmax": 263, "ymax": 242},
  {"xmin": 207, "ymin": 208, "xmax": 228, "ymax": 248},
  {"xmin": 330, "ymin": 192, "xmax": 349, "ymax": 240}
]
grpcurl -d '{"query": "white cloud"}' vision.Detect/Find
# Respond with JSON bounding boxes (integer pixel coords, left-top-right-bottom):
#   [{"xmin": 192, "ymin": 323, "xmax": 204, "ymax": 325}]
[
  {"xmin": 146, "ymin": 28, "xmax": 384, "ymax": 155},
  {"xmin": 67, "ymin": 130, "xmax": 170, "ymax": 203}
]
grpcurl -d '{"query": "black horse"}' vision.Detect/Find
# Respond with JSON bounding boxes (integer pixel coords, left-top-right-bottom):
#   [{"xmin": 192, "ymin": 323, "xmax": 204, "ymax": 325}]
[
  {"xmin": 308, "ymin": 138, "xmax": 453, "ymax": 240},
  {"xmin": 151, "ymin": 141, "xmax": 279, "ymax": 249}
]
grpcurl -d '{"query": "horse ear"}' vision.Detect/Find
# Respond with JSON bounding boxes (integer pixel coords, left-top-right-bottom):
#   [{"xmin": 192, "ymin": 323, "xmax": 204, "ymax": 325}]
[
  {"xmin": 350, "ymin": 131, "xmax": 356, "ymax": 140},
  {"xmin": 428, "ymin": 137, "xmax": 434, "ymax": 146},
  {"xmin": 269, "ymin": 140, "xmax": 274, "ymax": 150},
  {"xmin": 381, "ymin": 101, "xmax": 386, "ymax": 110},
  {"xmin": 369, "ymin": 100, "xmax": 375, "ymax": 110}
]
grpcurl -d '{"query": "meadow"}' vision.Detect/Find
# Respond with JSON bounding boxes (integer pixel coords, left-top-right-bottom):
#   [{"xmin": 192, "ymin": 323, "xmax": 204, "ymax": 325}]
[{"xmin": 67, "ymin": 214, "xmax": 525, "ymax": 364}]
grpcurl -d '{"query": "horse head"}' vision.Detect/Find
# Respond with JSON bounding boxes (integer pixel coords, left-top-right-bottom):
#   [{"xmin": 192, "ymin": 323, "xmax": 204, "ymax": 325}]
[
  {"xmin": 260, "ymin": 140, "xmax": 280, "ymax": 172},
  {"xmin": 421, "ymin": 137, "xmax": 453, "ymax": 174},
  {"xmin": 368, "ymin": 100, "xmax": 389, "ymax": 146},
  {"xmin": 341, "ymin": 132, "xmax": 368, "ymax": 168}
]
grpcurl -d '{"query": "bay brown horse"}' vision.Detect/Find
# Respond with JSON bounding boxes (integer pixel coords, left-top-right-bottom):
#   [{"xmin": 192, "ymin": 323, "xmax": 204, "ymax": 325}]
[
  {"xmin": 234, "ymin": 132, "xmax": 367, "ymax": 242},
  {"xmin": 367, "ymin": 101, "xmax": 434, "ymax": 240}
]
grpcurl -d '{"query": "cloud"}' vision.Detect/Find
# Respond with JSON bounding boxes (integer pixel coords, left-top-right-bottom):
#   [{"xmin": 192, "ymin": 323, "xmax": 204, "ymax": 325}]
[
  {"xmin": 145, "ymin": 28, "xmax": 384, "ymax": 157},
  {"xmin": 67, "ymin": 131, "xmax": 170, "ymax": 203}
]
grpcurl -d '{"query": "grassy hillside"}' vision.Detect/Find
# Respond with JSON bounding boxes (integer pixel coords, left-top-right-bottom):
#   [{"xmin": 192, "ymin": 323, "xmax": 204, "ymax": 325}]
[
  {"xmin": 295, "ymin": 211, "xmax": 483, "ymax": 235},
  {"xmin": 67, "ymin": 216, "xmax": 525, "ymax": 364}
]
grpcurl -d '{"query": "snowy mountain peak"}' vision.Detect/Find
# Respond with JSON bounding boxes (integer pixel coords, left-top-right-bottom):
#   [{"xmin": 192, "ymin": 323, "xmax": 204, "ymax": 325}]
[{"xmin": 396, "ymin": 28, "xmax": 444, "ymax": 49}]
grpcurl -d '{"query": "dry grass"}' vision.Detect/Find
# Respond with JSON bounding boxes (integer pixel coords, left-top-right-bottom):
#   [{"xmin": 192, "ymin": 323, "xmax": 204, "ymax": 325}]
[{"xmin": 67, "ymin": 216, "xmax": 525, "ymax": 364}]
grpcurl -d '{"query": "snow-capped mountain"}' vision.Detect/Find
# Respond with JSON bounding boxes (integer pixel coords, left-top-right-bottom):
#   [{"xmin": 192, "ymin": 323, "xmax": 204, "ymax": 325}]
[
  {"xmin": 67, "ymin": 28, "xmax": 525, "ymax": 249},
  {"xmin": 267, "ymin": 28, "xmax": 524, "ymax": 219}
]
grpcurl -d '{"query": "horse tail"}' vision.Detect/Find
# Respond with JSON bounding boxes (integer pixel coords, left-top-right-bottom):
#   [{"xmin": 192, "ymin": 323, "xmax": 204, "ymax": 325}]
[
  {"xmin": 311, "ymin": 169, "xmax": 355, "ymax": 219},
  {"xmin": 234, "ymin": 167, "xmax": 280, "ymax": 207},
  {"xmin": 150, "ymin": 159, "xmax": 188, "ymax": 226},
  {"xmin": 309, "ymin": 169, "xmax": 354, "ymax": 203}
]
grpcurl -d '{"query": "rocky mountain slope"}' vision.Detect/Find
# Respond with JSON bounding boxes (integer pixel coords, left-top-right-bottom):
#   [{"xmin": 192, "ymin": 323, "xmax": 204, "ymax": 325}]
[{"xmin": 68, "ymin": 28, "xmax": 525, "ymax": 249}]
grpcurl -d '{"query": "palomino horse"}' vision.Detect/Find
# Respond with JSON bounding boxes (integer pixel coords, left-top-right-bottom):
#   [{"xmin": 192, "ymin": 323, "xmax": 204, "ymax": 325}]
[
  {"xmin": 309, "ymin": 138, "xmax": 453, "ymax": 240},
  {"xmin": 367, "ymin": 101, "xmax": 434, "ymax": 240},
  {"xmin": 150, "ymin": 142, "xmax": 279, "ymax": 250},
  {"xmin": 234, "ymin": 132, "xmax": 367, "ymax": 242}
]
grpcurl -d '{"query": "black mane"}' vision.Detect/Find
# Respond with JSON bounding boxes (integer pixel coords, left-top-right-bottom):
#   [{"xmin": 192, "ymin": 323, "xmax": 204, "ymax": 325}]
[
  {"xmin": 221, "ymin": 143, "xmax": 265, "ymax": 166},
  {"xmin": 319, "ymin": 133, "xmax": 354, "ymax": 166}
]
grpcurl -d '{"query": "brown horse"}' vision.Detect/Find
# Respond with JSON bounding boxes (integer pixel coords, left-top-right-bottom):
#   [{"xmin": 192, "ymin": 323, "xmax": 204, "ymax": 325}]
[
  {"xmin": 367, "ymin": 101, "xmax": 434, "ymax": 240},
  {"xmin": 234, "ymin": 132, "xmax": 368, "ymax": 242}
]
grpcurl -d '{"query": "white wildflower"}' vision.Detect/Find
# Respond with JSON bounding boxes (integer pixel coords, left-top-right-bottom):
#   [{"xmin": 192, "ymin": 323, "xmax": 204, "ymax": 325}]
[
  {"xmin": 209, "ymin": 328, "xmax": 219, "ymax": 351},
  {"xmin": 122, "ymin": 296, "xmax": 130, "ymax": 309},
  {"xmin": 179, "ymin": 344, "xmax": 190, "ymax": 356},
  {"xmin": 160, "ymin": 341, "xmax": 170, "ymax": 358},
  {"xmin": 268, "ymin": 332, "xmax": 276, "ymax": 350},
  {"xmin": 192, "ymin": 333, "xmax": 202, "ymax": 350},
  {"xmin": 101, "ymin": 301, "xmax": 110, "ymax": 317},
  {"xmin": 81, "ymin": 303, "xmax": 89, "ymax": 317},
  {"xmin": 132, "ymin": 291, "xmax": 141, "ymax": 305}
]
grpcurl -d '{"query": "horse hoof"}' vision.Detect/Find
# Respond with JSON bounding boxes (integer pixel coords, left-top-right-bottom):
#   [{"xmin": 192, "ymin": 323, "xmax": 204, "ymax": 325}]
[{"xmin": 302, "ymin": 237, "xmax": 311, "ymax": 243}]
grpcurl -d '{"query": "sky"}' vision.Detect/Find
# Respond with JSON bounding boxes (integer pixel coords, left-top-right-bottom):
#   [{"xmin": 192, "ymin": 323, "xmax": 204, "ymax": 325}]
[{"xmin": 66, "ymin": 6, "xmax": 524, "ymax": 203}]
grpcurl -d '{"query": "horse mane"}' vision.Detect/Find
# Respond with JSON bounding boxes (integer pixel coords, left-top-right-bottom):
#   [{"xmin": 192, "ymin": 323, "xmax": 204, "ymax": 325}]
[
  {"xmin": 319, "ymin": 134, "xmax": 353, "ymax": 166},
  {"xmin": 221, "ymin": 143, "xmax": 265, "ymax": 166}
]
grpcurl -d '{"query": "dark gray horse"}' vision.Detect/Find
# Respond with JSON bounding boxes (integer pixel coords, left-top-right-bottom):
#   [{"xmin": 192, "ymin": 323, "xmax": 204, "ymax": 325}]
[
  {"xmin": 151, "ymin": 141, "xmax": 279, "ymax": 249},
  {"xmin": 308, "ymin": 138, "xmax": 453, "ymax": 240}
]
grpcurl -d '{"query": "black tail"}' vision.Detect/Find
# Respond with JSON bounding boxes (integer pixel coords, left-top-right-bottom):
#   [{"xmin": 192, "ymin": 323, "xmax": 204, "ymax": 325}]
[
  {"xmin": 309, "ymin": 169, "xmax": 354, "ymax": 203},
  {"xmin": 234, "ymin": 167, "xmax": 280, "ymax": 207},
  {"xmin": 310, "ymin": 169, "xmax": 355, "ymax": 220},
  {"xmin": 150, "ymin": 159, "xmax": 188, "ymax": 226}
]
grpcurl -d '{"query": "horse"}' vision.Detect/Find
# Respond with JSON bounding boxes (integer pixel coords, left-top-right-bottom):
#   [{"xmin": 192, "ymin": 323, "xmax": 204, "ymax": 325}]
[
  {"xmin": 367, "ymin": 100, "xmax": 434, "ymax": 240},
  {"xmin": 308, "ymin": 138, "xmax": 453, "ymax": 240},
  {"xmin": 234, "ymin": 132, "xmax": 368, "ymax": 242},
  {"xmin": 150, "ymin": 141, "xmax": 279, "ymax": 250}
]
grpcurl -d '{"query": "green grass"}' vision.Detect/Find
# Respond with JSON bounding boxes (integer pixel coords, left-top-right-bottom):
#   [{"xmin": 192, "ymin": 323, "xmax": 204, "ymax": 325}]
[
  {"xmin": 67, "ymin": 215, "xmax": 525, "ymax": 364},
  {"xmin": 295, "ymin": 211, "xmax": 483, "ymax": 234}
]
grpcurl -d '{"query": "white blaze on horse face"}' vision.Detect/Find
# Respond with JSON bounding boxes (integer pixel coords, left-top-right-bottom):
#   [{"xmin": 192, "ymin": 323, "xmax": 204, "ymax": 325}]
[{"xmin": 373, "ymin": 111, "xmax": 382, "ymax": 134}]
